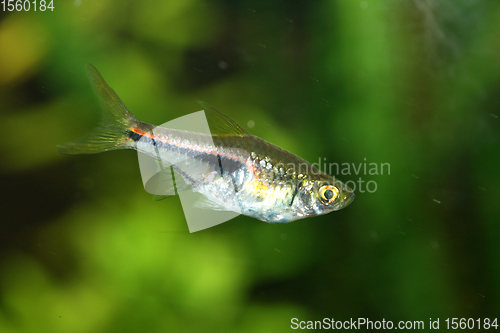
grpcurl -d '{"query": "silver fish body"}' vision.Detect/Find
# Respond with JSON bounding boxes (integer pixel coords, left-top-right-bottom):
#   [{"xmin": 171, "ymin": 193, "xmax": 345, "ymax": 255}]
[{"xmin": 58, "ymin": 65, "xmax": 355, "ymax": 223}]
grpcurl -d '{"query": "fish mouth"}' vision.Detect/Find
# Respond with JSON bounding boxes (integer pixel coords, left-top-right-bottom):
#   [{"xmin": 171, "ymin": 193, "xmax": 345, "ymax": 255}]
[{"xmin": 342, "ymin": 191, "xmax": 355, "ymax": 208}]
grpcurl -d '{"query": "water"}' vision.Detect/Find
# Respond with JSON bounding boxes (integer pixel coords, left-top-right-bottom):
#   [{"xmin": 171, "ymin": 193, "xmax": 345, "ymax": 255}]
[{"xmin": 1, "ymin": 0, "xmax": 499, "ymax": 331}]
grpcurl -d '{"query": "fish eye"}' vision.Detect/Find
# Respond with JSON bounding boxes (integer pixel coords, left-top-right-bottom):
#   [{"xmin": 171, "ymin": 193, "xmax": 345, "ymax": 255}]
[{"xmin": 319, "ymin": 185, "xmax": 339, "ymax": 203}]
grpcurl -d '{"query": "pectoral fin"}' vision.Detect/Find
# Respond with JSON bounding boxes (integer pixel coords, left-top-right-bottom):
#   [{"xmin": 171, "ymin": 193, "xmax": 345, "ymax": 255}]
[{"xmin": 144, "ymin": 164, "xmax": 190, "ymax": 196}]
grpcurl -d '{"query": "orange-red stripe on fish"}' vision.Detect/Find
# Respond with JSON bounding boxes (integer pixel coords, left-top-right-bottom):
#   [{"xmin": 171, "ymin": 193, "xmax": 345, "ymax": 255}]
[{"xmin": 129, "ymin": 127, "xmax": 257, "ymax": 174}]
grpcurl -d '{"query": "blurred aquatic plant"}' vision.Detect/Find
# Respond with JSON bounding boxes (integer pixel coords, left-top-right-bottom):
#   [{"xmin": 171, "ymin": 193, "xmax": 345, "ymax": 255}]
[{"xmin": 0, "ymin": 0, "xmax": 500, "ymax": 332}]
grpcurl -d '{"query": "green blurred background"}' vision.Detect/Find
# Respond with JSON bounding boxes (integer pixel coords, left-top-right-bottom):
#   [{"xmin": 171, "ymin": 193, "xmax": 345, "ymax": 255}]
[{"xmin": 1, "ymin": 0, "xmax": 500, "ymax": 332}]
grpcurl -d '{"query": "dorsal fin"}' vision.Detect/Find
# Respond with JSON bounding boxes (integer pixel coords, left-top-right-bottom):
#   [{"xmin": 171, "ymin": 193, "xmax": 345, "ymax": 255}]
[{"xmin": 197, "ymin": 101, "xmax": 249, "ymax": 137}]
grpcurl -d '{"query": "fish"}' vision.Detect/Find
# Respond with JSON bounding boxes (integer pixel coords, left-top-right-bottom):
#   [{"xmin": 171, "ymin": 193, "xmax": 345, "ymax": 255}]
[{"xmin": 58, "ymin": 64, "xmax": 355, "ymax": 224}]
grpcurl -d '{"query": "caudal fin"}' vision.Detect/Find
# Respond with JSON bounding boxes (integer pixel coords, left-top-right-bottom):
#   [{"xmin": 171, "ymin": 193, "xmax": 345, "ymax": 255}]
[{"xmin": 58, "ymin": 64, "xmax": 139, "ymax": 154}]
